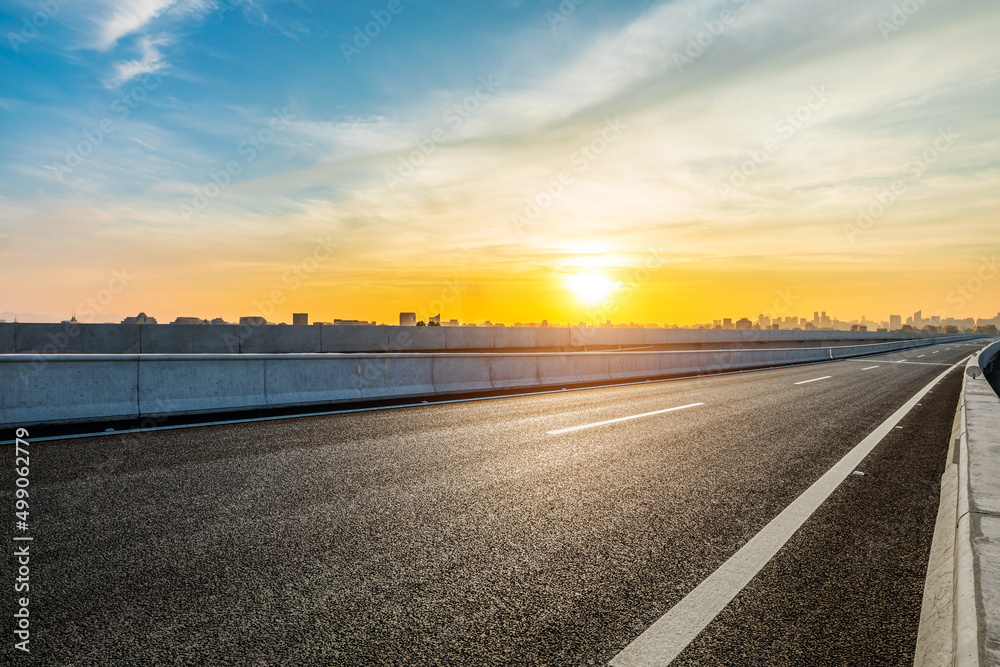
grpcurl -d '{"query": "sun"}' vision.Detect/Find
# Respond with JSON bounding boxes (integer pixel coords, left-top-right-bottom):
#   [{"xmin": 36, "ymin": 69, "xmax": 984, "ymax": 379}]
[{"xmin": 564, "ymin": 272, "xmax": 620, "ymax": 305}]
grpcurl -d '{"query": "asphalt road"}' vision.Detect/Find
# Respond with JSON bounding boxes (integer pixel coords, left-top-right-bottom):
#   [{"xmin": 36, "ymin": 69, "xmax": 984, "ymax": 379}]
[{"xmin": 2, "ymin": 341, "xmax": 989, "ymax": 665}]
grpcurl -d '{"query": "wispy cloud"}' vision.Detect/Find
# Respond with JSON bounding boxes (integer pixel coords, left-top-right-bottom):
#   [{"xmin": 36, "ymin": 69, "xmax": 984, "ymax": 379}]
[
  {"xmin": 87, "ymin": 0, "xmax": 216, "ymax": 88},
  {"xmin": 90, "ymin": 0, "xmax": 180, "ymax": 50},
  {"xmin": 103, "ymin": 34, "xmax": 172, "ymax": 87}
]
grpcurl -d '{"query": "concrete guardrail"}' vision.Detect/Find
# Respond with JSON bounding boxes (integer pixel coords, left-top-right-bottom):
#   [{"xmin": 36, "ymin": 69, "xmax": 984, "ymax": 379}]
[
  {"xmin": 0, "ymin": 336, "xmax": 973, "ymax": 429},
  {"xmin": 916, "ymin": 339, "xmax": 1000, "ymax": 667},
  {"xmin": 0, "ymin": 322, "xmax": 969, "ymax": 355}
]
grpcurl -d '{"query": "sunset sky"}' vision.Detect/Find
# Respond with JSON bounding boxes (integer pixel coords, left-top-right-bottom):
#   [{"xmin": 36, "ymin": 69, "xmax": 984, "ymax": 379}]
[{"xmin": 1, "ymin": 0, "xmax": 998, "ymax": 325}]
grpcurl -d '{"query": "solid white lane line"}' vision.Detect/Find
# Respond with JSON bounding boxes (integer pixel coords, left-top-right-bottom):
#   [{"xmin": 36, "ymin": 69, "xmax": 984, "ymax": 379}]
[
  {"xmin": 547, "ymin": 403, "xmax": 704, "ymax": 435},
  {"xmin": 917, "ymin": 354, "xmax": 926, "ymax": 357},
  {"xmin": 610, "ymin": 358, "xmax": 967, "ymax": 667},
  {"xmin": 794, "ymin": 376, "xmax": 831, "ymax": 385},
  {"xmin": 862, "ymin": 366, "xmax": 879, "ymax": 370}
]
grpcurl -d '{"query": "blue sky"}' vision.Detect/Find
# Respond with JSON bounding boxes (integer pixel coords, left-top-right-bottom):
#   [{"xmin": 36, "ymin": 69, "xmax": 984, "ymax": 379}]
[{"xmin": 1, "ymin": 0, "xmax": 998, "ymax": 324}]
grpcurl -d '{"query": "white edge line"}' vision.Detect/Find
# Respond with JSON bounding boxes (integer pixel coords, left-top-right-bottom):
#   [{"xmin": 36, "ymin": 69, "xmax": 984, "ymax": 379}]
[
  {"xmin": 862, "ymin": 366, "xmax": 879, "ymax": 370},
  {"xmin": 609, "ymin": 356, "xmax": 968, "ymax": 667},
  {"xmin": 3, "ymin": 342, "xmax": 972, "ymax": 446},
  {"xmin": 889, "ymin": 360, "xmax": 955, "ymax": 367},
  {"xmin": 794, "ymin": 376, "xmax": 831, "ymax": 385},
  {"xmin": 547, "ymin": 403, "xmax": 704, "ymax": 435}
]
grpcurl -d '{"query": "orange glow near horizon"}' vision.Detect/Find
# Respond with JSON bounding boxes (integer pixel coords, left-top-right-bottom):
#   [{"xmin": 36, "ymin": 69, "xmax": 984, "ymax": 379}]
[
  {"xmin": 8, "ymin": 248, "xmax": 998, "ymax": 327},
  {"xmin": 2, "ymin": 2, "xmax": 998, "ymax": 328}
]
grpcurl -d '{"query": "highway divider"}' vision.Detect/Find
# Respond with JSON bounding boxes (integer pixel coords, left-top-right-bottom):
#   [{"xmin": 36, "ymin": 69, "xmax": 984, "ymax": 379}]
[
  {"xmin": 0, "ymin": 336, "xmax": 974, "ymax": 428},
  {"xmin": 916, "ymin": 339, "xmax": 1000, "ymax": 666},
  {"xmin": 0, "ymin": 321, "xmax": 969, "ymax": 355}
]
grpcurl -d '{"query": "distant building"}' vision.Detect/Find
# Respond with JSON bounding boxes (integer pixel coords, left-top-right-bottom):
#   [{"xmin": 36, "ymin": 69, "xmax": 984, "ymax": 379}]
[
  {"xmin": 889, "ymin": 315, "xmax": 902, "ymax": 330},
  {"xmin": 429, "ymin": 314, "xmax": 441, "ymax": 325},
  {"xmin": 61, "ymin": 315, "xmax": 79, "ymax": 324},
  {"xmin": 399, "ymin": 312, "xmax": 416, "ymax": 327},
  {"xmin": 122, "ymin": 312, "xmax": 157, "ymax": 324},
  {"xmin": 172, "ymin": 317, "xmax": 207, "ymax": 325},
  {"xmin": 735, "ymin": 318, "xmax": 752, "ymax": 330},
  {"xmin": 293, "ymin": 313, "xmax": 309, "ymax": 326},
  {"xmin": 210, "ymin": 318, "xmax": 228, "ymax": 325},
  {"xmin": 240, "ymin": 316, "xmax": 267, "ymax": 326},
  {"xmin": 443, "ymin": 319, "xmax": 460, "ymax": 327},
  {"xmin": 333, "ymin": 319, "xmax": 375, "ymax": 326}
]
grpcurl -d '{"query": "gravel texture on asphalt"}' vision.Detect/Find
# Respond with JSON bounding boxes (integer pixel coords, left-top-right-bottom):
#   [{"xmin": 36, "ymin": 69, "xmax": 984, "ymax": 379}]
[{"xmin": 1, "ymin": 342, "xmax": 985, "ymax": 665}]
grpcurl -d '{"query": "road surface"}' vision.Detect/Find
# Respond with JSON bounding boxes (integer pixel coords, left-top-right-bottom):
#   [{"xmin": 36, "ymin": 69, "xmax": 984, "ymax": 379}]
[{"xmin": 3, "ymin": 341, "xmax": 987, "ymax": 665}]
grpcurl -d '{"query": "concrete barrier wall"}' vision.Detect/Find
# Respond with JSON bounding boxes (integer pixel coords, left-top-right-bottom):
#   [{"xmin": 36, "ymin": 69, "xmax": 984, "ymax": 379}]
[
  {"xmin": 240, "ymin": 325, "xmax": 322, "ymax": 353},
  {"xmin": 962, "ymin": 343, "xmax": 1000, "ymax": 666},
  {"xmin": 140, "ymin": 324, "xmax": 242, "ymax": 353},
  {"xmin": 0, "ymin": 336, "xmax": 978, "ymax": 428},
  {"xmin": 1, "ymin": 356, "xmax": 140, "ymax": 425},
  {"xmin": 0, "ymin": 325, "xmax": 14, "ymax": 354},
  {"xmin": 494, "ymin": 327, "xmax": 537, "ymax": 348},
  {"xmin": 323, "ymin": 325, "xmax": 388, "ymax": 353},
  {"xmin": 0, "ymin": 321, "xmax": 960, "ymax": 355},
  {"xmin": 8, "ymin": 323, "xmax": 141, "ymax": 354},
  {"xmin": 915, "ymin": 339, "xmax": 1000, "ymax": 665}
]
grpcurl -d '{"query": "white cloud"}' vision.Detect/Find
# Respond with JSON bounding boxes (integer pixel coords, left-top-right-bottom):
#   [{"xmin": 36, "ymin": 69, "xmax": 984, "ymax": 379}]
[
  {"xmin": 104, "ymin": 34, "xmax": 171, "ymax": 87},
  {"xmin": 90, "ymin": 0, "xmax": 178, "ymax": 50},
  {"xmin": 86, "ymin": 0, "xmax": 213, "ymax": 87}
]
